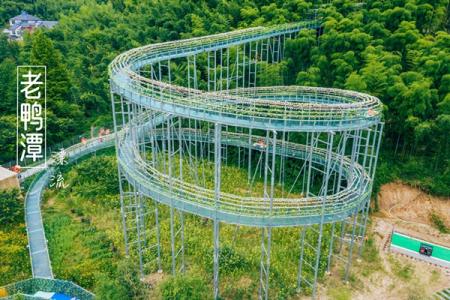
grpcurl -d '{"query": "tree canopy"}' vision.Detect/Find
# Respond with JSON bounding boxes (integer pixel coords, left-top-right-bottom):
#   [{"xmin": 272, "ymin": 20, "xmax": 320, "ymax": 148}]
[{"xmin": 0, "ymin": 0, "xmax": 448, "ymax": 195}]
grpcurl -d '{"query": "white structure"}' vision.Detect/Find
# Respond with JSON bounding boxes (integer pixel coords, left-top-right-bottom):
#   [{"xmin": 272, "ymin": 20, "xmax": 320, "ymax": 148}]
[
  {"xmin": 2, "ymin": 11, "xmax": 58, "ymax": 40},
  {"xmin": 0, "ymin": 166, "xmax": 19, "ymax": 190}
]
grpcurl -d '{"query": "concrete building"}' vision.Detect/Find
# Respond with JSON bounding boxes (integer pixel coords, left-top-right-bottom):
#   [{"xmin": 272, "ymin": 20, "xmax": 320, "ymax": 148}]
[{"xmin": 2, "ymin": 11, "xmax": 58, "ymax": 40}]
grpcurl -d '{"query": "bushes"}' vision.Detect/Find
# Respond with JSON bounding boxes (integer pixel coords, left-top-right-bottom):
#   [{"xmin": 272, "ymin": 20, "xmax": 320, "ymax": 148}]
[
  {"xmin": 204, "ymin": 246, "xmax": 252, "ymax": 276},
  {"xmin": 160, "ymin": 276, "xmax": 210, "ymax": 300},
  {"xmin": 43, "ymin": 154, "xmax": 146, "ymax": 297},
  {"xmin": 0, "ymin": 189, "xmax": 24, "ymax": 227},
  {"xmin": 219, "ymin": 246, "xmax": 252, "ymax": 275},
  {"xmin": 429, "ymin": 212, "xmax": 449, "ymax": 234},
  {"xmin": 69, "ymin": 155, "xmax": 120, "ymax": 207},
  {"xmin": 0, "ymin": 226, "xmax": 30, "ymax": 286},
  {"xmin": 373, "ymin": 152, "xmax": 450, "ymax": 209},
  {"xmin": 0, "ymin": 188, "xmax": 31, "ymax": 285},
  {"xmin": 44, "ymin": 210, "xmax": 118, "ymax": 290},
  {"xmin": 397, "ymin": 157, "xmax": 449, "ymax": 196},
  {"xmin": 94, "ymin": 274, "xmax": 129, "ymax": 300},
  {"xmin": 44, "ymin": 205, "xmax": 147, "ymax": 298}
]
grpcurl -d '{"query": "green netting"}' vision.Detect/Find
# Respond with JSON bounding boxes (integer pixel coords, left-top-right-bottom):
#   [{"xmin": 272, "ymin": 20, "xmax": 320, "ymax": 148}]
[{"xmin": 1, "ymin": 278, "xmax": 94, "ymax": 300}]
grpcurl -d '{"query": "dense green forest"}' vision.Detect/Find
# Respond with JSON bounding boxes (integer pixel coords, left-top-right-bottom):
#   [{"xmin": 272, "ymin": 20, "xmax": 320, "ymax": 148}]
[{"xmin": 0, "ymin": 0, "xmax": 448, "ymax": 196}]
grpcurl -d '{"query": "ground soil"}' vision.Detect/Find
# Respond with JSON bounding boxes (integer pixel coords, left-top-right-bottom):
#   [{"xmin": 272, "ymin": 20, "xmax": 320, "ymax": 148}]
[
  {"xmin": 376, "ymin": 181, "xmax": 450, "ymax": 246},
  {"xmin": 142, "ymin": 271, "xmax": 165, "ymax": 288},
  {"xmin": 313, "ymin": 182, "xmax": 450, "ymax": 300}
]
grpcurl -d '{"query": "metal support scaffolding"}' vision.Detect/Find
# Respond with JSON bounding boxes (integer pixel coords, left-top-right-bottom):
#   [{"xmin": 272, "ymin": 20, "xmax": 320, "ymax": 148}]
[
  {"xmin": 259, "ymin": 130, "xmax": 276, "ymax": 300},
  {"xmin": 110, "ymin": 20, "xmax": 383, "ymax": 299},
  {"xmin": 213, "ymin": 123, "xmax": 222, "ymax": 299}
]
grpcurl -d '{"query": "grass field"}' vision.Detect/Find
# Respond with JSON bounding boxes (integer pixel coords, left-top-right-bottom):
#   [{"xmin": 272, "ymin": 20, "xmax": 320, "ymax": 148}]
[{"xmin": 43, "ymin": 152, "xmax": 338, "ymax": 299}]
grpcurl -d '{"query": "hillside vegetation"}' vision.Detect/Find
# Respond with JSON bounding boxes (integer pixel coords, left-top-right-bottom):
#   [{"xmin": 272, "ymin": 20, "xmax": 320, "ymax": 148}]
[
  {"xmin": 43, "ymin": 153, "xmax": 337, "ymax": 299},
  {"xmin": 1, "ymin": 0, "xmax": 448, "ymax": 196},
  {"xmin": 0, "ymin": 189, "xmax": 31, "ymax": 285}
]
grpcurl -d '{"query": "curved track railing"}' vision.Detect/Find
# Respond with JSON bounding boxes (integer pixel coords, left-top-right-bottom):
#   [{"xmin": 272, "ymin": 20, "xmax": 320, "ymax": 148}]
[
  {"xmin": 117, "ymin": 122, "xmax": 371, "ymax": 226},
  {"xmin": 109, "ymin": 22, "xmax": 382, "ymax": 131},
  {"xmin": 110, "ymin": 22, "xmax": 382, "ymax": 226}
]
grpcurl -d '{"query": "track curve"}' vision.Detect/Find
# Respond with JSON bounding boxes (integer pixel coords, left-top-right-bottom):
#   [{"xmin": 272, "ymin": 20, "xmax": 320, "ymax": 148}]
[
  {"xmin": 117, "ymin": 116, "xmax": 371, "ymax": 226},
  {"xmin": 22, "ymin": 135, "xmax": 116, "ymax": 279},
  {"xmin": 110, "ymin": 22, "xmax": 383, "ymax": 227},
  {"xmin": 109, "ymin": 23, "xmax": 382, "ymax": 132}
]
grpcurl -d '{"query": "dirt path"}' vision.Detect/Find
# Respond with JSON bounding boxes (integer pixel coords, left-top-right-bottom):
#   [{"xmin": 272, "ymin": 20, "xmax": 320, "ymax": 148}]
[{"xmin": 377, "ymin": 181, "xmax": 450, "ymax": 246}]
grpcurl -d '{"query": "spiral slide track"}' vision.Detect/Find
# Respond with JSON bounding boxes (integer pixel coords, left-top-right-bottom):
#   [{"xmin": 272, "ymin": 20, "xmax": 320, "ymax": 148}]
[
  {"xmin": 14, "ymin": 20, "xmax": 383, "ymax": 300},
  {"xmin": 109, "ymin": 21, "xmax": 383, "ymax": 224},
  {"xmin": 109, "ymin": 20, "xmax": 383, "ymax": 299},
  {"xmin": 118, "ymin": 115, "xmax": 372, "ymax": 227}
]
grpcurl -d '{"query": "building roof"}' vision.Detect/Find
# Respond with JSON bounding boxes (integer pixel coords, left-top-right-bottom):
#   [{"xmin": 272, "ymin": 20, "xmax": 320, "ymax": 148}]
[
  {"xmin": 39, "ymin": 21, "xmax": 58, "ymax": 29},
  {"xmin": 0, "ymin": 166, "xmax": 17, "ymax": 181},
  {"xmin": 11, "ymin": 11, "xmax": 41, "ymax": 22},
  {"xmin": 3, "ymin": 24, "xmax": 20, "ymax": 32},
  {"xmin": 9, "ymin": 23, "xmax": 21, "ymax": 31}
]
